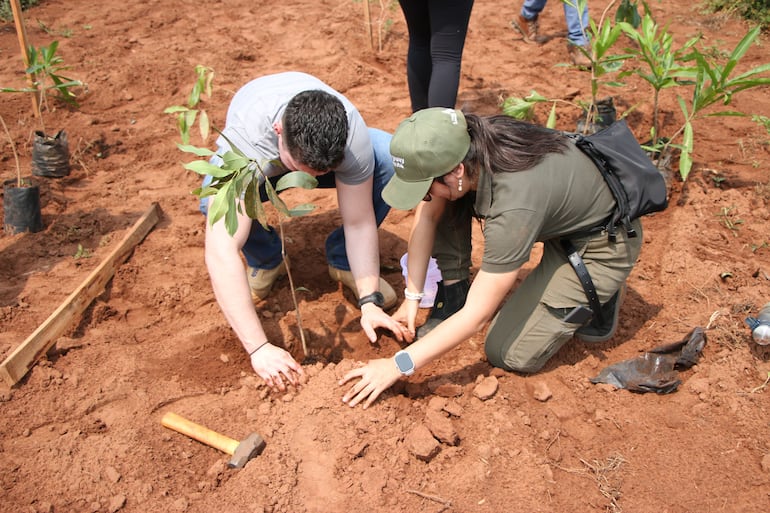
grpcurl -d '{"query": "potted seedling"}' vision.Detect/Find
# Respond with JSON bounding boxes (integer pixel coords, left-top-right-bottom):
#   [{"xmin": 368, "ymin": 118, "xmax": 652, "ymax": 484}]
[
  {"xmin": 503, "ymin": 0, "xmax": 631, "ymax": 132},
  {"xmin": 2, "ymin": 114, "xmax": 43, "ymax": 234},
  {"xmin": 166, "ymin": 66, "xmax": 318, "ymax": 357},
  {"xmin": 564, "ymin": 0, "xmax": 632, "ymax": 134},
  {"xmin": 2, "ymin": 40, "xmax": 85, "ymax": 178}
]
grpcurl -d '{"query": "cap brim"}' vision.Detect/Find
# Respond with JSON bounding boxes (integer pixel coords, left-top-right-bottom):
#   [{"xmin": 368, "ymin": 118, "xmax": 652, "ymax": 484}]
[{"xmin": 382, "ymin": 174, "xmax": 433, "ymax": 211}]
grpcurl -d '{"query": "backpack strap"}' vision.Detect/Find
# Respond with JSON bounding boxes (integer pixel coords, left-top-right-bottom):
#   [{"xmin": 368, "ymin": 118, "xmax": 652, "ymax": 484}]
[
  {"xmin": 566, "ymin": 132, "xmax": 637, "ymax": 242},
  {"xmin": 560, "ymin": 239, "xmax": 605, "ymax": 327}
]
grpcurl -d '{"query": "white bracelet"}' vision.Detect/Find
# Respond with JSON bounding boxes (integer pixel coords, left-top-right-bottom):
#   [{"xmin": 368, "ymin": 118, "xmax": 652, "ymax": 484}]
[{"xmin": 404, "ymin": 289, "xmax": 425, "ymax": 301}]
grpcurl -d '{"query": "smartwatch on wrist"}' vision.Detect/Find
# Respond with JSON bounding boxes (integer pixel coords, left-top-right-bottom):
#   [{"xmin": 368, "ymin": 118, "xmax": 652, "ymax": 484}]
[
  {"xmin": 394, "ymin": 350, "xmax": 415, "ymax": 376},
  {"xmin": 358, "ymin": 291, "xmax": 385, "ymax": 309}
]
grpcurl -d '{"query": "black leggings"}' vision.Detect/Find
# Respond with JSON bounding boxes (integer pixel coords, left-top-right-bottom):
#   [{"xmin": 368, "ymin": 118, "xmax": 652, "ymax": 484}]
[{"xmin": 398, "ymin": 0, "xmax": 474, "ymax": 112}]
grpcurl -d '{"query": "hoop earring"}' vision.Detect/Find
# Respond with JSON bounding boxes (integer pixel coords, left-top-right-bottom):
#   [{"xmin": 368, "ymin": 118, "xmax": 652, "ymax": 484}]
[{"xmin": 458, "ymin": 178, "xmax": 463, "ymax": 192}]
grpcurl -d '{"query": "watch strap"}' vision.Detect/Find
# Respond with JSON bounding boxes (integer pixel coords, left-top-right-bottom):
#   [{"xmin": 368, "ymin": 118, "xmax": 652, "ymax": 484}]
[{"xmin": 358, "ymin": 291, "xmax": 385, "ymax": 309}]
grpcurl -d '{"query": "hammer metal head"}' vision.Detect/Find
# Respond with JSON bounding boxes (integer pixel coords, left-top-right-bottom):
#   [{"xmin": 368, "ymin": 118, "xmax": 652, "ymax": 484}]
[{"xmin": 228, "ymin": 432, "xmax": 266, "ymax": 468}]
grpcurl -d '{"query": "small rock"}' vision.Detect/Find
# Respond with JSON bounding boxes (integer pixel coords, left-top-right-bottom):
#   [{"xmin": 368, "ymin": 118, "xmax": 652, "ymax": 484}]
[
  {"xmin": 427, "ymin": 397, "xmax": 447, "ymax": 411},
  {"xmin": 37, "ymin": 502, "xmax": 54, "ymax": 513},
  {"xmin": 104, "ymin": 466, "xmax": 121, "ymax": 483},
  {"xmin": 206, "ymin": 460, "xmax": 226, "ymax": 477},
  {"xmin": 443, "ymin": 400, "xmax": 463, "ymax": 417},
  {"xmin": 489, "ymin": 367, "xmax": 507, "ymax": 378},
  {"xmin": 473, "ymin": 376, "xmax": 499, "ymax": 400},
  {"xmin": 172, "ymin": 497, "xmax": 189, "ymax": 511},
  {"xmin": 761, "ymin": 453, "xmax": 770, "ymax": 473},
  {"xmin": 405, "ymin": 424, "xmax": 441, "ymax": 462},
  {"xmin": 532, "ymin": 381, "xmax": 552, "ymax": 402},
  {"xmin": 347, "ymin": 441, "xmax": 369, "ymax": 458},
  {"xmin": 108, "ymin": 494, "xmax": 126, "ymax": 513},
  {"xmin": 219, "ymin": 354, "xmax": 230, "ymax": 363},
  {"xmin": 425, "ymin": 409, "xmax": 459, "ymax": 446},
  {"xmin": 432, "ymin": 383, "xmax": 464, "ymax": 397}
]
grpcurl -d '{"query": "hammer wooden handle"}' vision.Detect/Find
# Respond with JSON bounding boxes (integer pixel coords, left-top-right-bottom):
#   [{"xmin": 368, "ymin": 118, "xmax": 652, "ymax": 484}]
[{"xmin": 161, "ymin": 412, "xmax": 239, "ymax": 455}]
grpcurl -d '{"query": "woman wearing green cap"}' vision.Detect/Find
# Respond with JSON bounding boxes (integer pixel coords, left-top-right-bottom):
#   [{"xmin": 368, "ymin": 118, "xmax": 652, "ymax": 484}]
[{"xmin": 340, "ymin": 107, "xmax": 643, "ymax": 408}]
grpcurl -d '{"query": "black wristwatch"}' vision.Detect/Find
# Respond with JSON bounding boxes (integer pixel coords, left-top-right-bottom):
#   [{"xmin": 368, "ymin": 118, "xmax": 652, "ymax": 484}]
[{"xmin": 357, "ymin": 291, "xmax": 385, "ymax": 309}]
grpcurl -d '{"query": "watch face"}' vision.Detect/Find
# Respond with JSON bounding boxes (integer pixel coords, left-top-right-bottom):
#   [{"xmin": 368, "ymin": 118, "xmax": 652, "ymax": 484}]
[{"xmin": 394, "ymin": 351, "xmax": 414, "ymax": 375}]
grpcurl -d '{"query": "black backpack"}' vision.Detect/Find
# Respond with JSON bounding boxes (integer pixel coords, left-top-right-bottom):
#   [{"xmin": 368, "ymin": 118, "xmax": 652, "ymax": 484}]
[{"xmin": 567, "ymin": 119, "xmax": 669, "ymax": 242}]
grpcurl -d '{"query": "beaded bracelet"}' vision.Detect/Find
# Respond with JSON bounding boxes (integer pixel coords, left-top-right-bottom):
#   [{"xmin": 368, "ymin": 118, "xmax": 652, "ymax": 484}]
[
  {"xmin": 248, "ymin": 341, "xmax": 269, "ymax": 357},
  {"xmin": 404, "ymin": 289, "xmax": 425, "ymax": 301}
]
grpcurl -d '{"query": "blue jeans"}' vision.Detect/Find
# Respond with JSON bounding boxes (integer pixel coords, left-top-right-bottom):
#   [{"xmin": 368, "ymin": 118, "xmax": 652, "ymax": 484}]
[
  {"xmin": 199, "ymin": 128, "xmax": 394, "ymax": 271},
  {"xmin": 521, "ymin": 0, "xmax": 589, "ymax": 46}
]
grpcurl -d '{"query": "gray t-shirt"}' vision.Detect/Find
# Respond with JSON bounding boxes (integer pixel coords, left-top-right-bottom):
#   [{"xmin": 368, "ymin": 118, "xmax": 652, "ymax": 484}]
[
  {"xmin": 475, "ymin": 142, "xmax": 616, "ymax": 273},
  {"xmin": 215, "ymin": 71, "xmax": 373, "ymax": 185}
]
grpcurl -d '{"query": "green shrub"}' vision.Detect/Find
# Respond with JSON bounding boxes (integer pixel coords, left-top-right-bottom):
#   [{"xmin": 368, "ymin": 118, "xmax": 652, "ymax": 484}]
[
  {"xmin": 0, "ymin": 0, "xmax": 40, "ymax": 22},
  {"xmin": 704, "ymin": 0, "xmax": 770, "ymax": 31}
]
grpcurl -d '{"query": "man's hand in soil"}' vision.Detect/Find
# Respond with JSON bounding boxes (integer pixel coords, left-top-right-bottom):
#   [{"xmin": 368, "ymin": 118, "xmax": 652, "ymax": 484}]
[
  {"xmin": 250, "ymin": 343, "xmax": 304, "ymax": 391},
  {"xmin": 339, "ymin": 358, "xmax": 401, "ymax": 409},
  {"xmin": 360, "ymin": 303, "xmax": 414, "ymax": 344}
]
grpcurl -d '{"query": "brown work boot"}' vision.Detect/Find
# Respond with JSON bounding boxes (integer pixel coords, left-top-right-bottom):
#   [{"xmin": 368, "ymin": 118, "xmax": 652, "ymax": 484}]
[
  {"xmin": 568, "ymin": 43, "xmax": 592, "ymax": 68},
  {"xmin": 328, "ymin": 265, "xmax": 397, "ymax": 310},
  {"xmin": 511, "ymin": 14, "xmax": 543, "ymax": 44},
  {"xmin": 247, "ymin": 260, "xmax": 288, "ymax": 300}
]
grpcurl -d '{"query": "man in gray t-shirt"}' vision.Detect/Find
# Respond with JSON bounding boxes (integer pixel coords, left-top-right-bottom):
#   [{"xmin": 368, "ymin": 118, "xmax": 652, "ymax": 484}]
[{"xmin": 200, "ymin": 72, "xmax": 409, "ymax": 389}]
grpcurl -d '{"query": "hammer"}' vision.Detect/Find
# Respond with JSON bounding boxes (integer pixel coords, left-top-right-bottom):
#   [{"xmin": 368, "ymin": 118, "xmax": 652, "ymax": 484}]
[{"xmin": 161, "ymin": 412, "xmax": 266, "ymax": 468}]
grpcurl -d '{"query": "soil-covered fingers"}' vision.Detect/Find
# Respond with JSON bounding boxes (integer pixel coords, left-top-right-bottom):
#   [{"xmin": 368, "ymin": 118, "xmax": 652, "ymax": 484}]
[
  {"xmin": 360, "ymin": 308, "xmax": 413, "ymax": 343},
  {"xmin": 338, "ymin": 359, "xmax": 400, "ymax": 408},
  {"xmin": 343, "ymin": 380, "xmax": 382, "ymax": 409},
  {"xmin": 392, "ymin": 300, "xmax": 419, "ymax": 335},
  {"xmin": 251, "ymin": 344, "xmax": 303, "ymax": 390}
]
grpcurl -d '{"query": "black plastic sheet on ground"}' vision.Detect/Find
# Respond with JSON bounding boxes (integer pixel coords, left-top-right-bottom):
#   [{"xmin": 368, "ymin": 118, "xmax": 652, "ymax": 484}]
[{"xmin": 590, "ymin": 327, "xmax": 706, "ymax": 394}]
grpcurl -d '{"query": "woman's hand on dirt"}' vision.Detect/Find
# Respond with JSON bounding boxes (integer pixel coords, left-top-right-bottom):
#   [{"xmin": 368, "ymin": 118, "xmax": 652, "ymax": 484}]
[
  {"xmin": 360, "ymin": 304, "xmax": 413, "ymax": 344},
  {"xmin": 392, "ymin": 299, "xmax": 420, "ymax": 336},
  {"xmin": 250, "ymin": 343, "xmax": 304, "ymax": 391},
  {"xmin": 339, "ymin": 358, "xmax": 401, "ymax": 409}
]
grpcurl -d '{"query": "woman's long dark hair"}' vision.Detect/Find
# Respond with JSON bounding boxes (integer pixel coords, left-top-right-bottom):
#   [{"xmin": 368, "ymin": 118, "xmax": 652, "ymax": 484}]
[{"xmin": 462, "ymin": 113, "xmax": 569, "ymax": 181}]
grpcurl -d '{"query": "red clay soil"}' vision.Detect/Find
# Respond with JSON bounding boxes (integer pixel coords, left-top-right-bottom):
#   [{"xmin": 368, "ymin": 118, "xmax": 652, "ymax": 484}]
[{"xmin": 1, "ymin": 1, "xmax": 770, "ymax": 512}]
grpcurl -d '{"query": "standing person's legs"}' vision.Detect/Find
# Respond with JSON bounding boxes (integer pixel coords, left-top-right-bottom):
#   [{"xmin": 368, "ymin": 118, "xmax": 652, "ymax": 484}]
[
  {"xmin": 399, "ymin": 0, "xmax": 432, "ymax": 112},
  {"xmin": 562, "ymin": 0, "xmax": 589, "ymax": 46},
  {"xmin": 325, "ymin": 129, "xmax": 394, "ymax": 270},
  {"xmin": 520, "ymin": 0, "xmax": 547, "ymax": 20},
  {"xmin": 514, "ymin": 0, "xmax": 547, "ymax": 43},
  {"xmin": 425, "ymin": 0, "xmax": 474, "ymax": 109},
  {"xmin": 485, "ymin": 224, "xmax": 641, "ymax": 373}
]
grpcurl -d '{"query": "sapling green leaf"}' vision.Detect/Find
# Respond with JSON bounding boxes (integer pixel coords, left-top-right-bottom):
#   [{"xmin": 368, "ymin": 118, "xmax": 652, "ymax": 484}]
[
  {"xmin": 546, "ymin": 103, "xmax": 557, "ymax": 129},
  {"xmin": 177, "ymin": 144, "xmax": 215, "ymax": 157},
  {"xmin": 276, "ymin": 171, "xmax": 319, "ymax": 192},
  {"xmin": 183, "ymin": 160, "xmax": 232, "ymax": 177}
]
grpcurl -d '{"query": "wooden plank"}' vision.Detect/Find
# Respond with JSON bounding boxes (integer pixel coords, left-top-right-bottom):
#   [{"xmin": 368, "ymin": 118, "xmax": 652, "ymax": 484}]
[{"xmin": 0, "ymin": 203, "xmax": 162, "ymax": 387}]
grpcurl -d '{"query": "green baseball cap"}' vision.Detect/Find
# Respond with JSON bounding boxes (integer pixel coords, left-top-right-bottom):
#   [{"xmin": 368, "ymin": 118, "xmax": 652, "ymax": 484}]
[{"xmin": 383, "ymin": 108, "xmax": 471, "ymax": 210}]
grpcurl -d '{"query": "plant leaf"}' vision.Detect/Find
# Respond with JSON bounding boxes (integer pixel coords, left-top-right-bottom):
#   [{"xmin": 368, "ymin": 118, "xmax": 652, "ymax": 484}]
[
  {"xmin": 177, "ymin": 144, "xmax": 215, "ymax": 157},
  {"xmin": 287, "ymin": 203, "xmax": 316, "ymax": 217},
  {"xmin": 546, "ymin": 102, "xmax": 557, "ymax": 129},
  {"xmin": 183, "ymin": 160, "xmax": 232, "ymax": 177},
  {"xmin": 276, "ymin": 171, "xmax": 318, "ymax": 192},
  {"xmin": 265, "ymin": 179, "xmax": 290, "ymax": 217}
]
